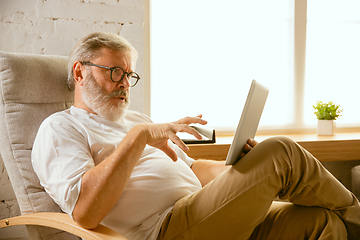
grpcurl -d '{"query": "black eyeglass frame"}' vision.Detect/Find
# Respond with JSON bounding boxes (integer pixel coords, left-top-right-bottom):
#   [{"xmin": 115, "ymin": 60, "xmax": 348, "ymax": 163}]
[{"xmin": 81, "ymin": 62, "xmax": 140, "ymax": 87}]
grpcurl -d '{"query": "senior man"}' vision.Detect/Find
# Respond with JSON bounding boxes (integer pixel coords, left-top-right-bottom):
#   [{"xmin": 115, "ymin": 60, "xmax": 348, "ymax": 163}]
[{"xmin": 32, "ymin": 32, "xmax": 360, "ymax": 240}]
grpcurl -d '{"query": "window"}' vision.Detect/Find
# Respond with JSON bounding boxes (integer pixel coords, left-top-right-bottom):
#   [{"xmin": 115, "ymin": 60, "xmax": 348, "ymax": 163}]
[
  {"xmin": 304, "ymin": 0, "xmax": 360, "ymax": 127},
  {"xmin": 150, "ymin": 0, "xmax": 360, "ymax": 133}
]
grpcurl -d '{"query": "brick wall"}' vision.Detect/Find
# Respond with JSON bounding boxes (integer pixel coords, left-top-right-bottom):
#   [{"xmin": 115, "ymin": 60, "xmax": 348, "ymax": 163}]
[
  {"xmin": 0, "ymin": 0, "xmax": 145, "ymax": 111},
  {"xmin": 0, "ymin": 0, "xmax": 146, "ymax": 238}
]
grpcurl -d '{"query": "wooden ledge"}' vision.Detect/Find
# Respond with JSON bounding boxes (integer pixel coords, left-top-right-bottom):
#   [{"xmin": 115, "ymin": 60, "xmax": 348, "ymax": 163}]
[{"xmin": 187, "ymin": 132, "xmax": 360, "ymax": 162}]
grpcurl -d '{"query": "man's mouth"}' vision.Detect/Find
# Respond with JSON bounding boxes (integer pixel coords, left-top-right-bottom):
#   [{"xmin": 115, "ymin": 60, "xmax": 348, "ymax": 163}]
[
  {"xmin": 108, "ymin": 89, "xmax": 128, "ymax": 103},
  {"xmin": 115, "ymin": 95, "xmax": 127, "ymax": 102}
]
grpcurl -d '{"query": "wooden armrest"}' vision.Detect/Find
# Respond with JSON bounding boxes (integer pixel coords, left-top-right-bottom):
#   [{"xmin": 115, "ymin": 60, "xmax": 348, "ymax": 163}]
[{"xmin": 0, "ymin": 212, "xmax": 127, "ymax": 240}]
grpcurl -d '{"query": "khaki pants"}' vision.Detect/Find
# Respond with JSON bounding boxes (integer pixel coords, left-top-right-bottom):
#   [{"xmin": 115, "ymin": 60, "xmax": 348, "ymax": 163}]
[{"xmin": 157, "ymin": 137, "xmax": 360, "ymax": 240}]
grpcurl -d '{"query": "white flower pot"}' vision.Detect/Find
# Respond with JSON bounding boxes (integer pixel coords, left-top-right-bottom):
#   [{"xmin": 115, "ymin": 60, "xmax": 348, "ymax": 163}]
[{"xmin": 317, "ymin": 120, "xmax": 335, "ymax": 136}]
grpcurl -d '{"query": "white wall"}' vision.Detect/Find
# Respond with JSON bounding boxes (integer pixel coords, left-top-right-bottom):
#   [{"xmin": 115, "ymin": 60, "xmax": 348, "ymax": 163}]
[{"xmin": 0, "ymin": 0, "xmax": 146, "ymax": 238}]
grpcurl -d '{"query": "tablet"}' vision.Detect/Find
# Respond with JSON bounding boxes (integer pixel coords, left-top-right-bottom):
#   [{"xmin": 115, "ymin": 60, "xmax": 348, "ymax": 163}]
[{"xmin": 225, "ymin": 80, "xmax": 269, "ymax": 165}]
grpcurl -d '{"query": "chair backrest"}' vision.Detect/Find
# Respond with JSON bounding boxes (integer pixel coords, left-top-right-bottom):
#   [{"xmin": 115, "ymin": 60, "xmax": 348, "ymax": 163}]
[{"xmin": 0, "ymin": 51, "xmax": 80, "ymax": 240}]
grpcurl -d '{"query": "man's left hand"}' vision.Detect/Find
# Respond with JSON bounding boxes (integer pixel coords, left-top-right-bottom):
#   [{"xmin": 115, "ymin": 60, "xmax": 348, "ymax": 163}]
[{"xmin": 240, "ymin": 139, "xmax": 258, "ymax": 158}]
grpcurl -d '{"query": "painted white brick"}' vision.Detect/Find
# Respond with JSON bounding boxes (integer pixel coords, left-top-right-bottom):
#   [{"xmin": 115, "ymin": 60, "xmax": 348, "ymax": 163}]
[
  {"xmin": 121, "ymin": 0, "xmax": 145, "ymax": 8},
  {"xmin": 35, "ymin": 37, "xmax": 75, "ymax": 56},
  {"xmin": 0, "ymin": 158, "xmax": 16, "ymax": 201},
  {"xmin": 36, "ymin": 1, "xmax": 144, "ymax": 23},
  {"xmin": 0, "ymin": 156, "xmax": 27, "ymax": 239},
  {"xmin": 0, "ymin": 23, "xmax": 26, "ymax": 52},
  {"xmin": 36, "ymin": 18, "xmax": 56, "ymax": 38},
  {"xmin": 0, "ymin": 0, "xmax": 36, "ymax": 17},
  {"xmin": 131, "ymin": 41, "xmax": 144, "ymax": 59},
  {"xmin": 0, "ymin": 179, "xmax": 16, "ymax": 203},
  {"xmin": 91, "ymin": 21, "xmax": 122, "ymax": 35},
  {"xmin": 82, "ymin": 0, "xmax": 144, "ymax": 6},
  {"xmin": 0, "ymin": 198, "xmax": 20, "ymax": 218},
  {"xmin": 83, "ymin": 0, "xmax": 118, "ymax": 4},
  {"xmin": 121, "ymin": 22, "xmax": 143, "ymax": 42},
  {"xmin": 52, "ymin": 19, "xmax": 90, "ymax": 40}
]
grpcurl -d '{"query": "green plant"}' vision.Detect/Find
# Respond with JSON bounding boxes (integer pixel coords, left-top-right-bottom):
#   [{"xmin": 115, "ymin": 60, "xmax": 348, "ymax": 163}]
[{"xmin": 313, "ymin": 101, "xmax": 343, "ymax": 120}]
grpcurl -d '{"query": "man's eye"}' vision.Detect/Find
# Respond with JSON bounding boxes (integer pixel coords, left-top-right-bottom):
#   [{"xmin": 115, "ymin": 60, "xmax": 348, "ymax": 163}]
[{"xmin": 112, "ymin": 68, "xmax": 124, "ymax": 78}]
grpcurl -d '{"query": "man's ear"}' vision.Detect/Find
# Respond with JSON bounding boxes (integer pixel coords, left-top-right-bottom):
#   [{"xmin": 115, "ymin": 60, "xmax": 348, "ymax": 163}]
[{"xmin": 73, "ymin": 61, "xmax": 85, "ymax": 86}]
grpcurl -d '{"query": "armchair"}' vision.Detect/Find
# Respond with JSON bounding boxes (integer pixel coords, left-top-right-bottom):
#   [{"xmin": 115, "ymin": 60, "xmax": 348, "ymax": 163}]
[{"xmin": 0, "ymin": 51, "xmax": 126, "ymax": 239}]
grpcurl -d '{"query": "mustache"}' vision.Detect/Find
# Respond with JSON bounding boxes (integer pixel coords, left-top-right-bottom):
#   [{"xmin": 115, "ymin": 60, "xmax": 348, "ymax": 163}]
[{"xmin": 107, "ymin": 88, "xmax": 128, "ymax": 99}]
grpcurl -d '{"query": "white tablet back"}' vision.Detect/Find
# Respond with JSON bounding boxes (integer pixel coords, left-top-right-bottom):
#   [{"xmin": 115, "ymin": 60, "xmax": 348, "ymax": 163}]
[{"xmin": 225, "ymin": 80, "xmax": 269, "ymax": 165}]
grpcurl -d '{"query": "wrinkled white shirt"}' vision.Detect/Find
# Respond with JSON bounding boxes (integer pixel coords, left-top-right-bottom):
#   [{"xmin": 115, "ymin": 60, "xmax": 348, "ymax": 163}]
[{"xmin": 32, "ymin": 106, "xmax": 202, "ymax": 240}]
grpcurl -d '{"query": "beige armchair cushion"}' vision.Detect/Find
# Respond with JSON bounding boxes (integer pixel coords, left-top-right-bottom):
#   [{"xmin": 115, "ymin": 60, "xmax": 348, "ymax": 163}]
[{"xmin": 0, "ymin": 51, "xmax": 78, "ymax": 239}]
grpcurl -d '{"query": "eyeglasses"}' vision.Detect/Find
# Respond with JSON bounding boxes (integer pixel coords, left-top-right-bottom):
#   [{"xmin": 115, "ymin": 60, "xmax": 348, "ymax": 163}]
[{"xmin": 82, "ymin": 62, "xmax": 140, "ymax": 87}]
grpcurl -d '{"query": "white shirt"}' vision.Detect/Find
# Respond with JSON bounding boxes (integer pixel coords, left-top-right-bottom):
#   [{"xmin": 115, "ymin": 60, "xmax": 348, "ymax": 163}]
[{"xmin": 32, "ymin": 106, "xmax": 202, "ymax": 240}]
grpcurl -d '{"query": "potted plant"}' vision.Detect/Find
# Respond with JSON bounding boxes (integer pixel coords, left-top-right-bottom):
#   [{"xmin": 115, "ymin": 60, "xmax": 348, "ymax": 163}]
[{"xmin": 313, "ymin": 101, "xmax": 343, "ymax": 136}]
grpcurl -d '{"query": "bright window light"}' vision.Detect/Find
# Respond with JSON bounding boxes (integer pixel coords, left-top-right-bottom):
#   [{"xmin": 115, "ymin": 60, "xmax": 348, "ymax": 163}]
[
  {"xmin": 304, "ymin": 0, "xmax": 360, "ymax": 127},
  {"xmin": 151, "ymin": 0, "xmax": 294, "ymax": 130},
  {"xmin": 151, "ymin": 0, "xmax": 360, "ymax": 132}
]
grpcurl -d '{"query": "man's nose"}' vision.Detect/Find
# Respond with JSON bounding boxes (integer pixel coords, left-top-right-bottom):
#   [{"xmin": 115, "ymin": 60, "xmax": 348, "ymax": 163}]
[{"xmin": 116, "ymin": 76, "xmax": 130, "ymax": 88}]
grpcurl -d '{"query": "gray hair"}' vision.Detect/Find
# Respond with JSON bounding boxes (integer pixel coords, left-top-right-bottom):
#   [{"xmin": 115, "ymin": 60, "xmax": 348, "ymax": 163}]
[{"xmin": 67, "ymin": 32, "xmax": 138, "ymax": 91}]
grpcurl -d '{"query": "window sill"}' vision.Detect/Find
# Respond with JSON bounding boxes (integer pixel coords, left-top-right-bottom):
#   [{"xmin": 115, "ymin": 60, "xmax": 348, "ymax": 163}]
[{"xmin": 187, "ymin": 131, "xmax": 360, "ymax": 162}]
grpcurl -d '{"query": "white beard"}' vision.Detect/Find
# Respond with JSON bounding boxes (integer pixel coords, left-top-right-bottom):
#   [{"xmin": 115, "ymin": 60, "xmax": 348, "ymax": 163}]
[{"xmin": 81, "ymin": 72, "xmax": 130, "ymax": 122}]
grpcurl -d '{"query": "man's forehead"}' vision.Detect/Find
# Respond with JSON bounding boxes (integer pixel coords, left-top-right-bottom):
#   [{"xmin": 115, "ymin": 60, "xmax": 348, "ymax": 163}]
[
  {"xmin": 91, "ymin": 48, "xmax": 135, "ymax": 68},
  {"xmin": 95, "ymin": 48, "xmax": 133, "ymax": 64},
  {"xmin": 98, "ymin": 47, "xmax": 129, "ymax": 57}
]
